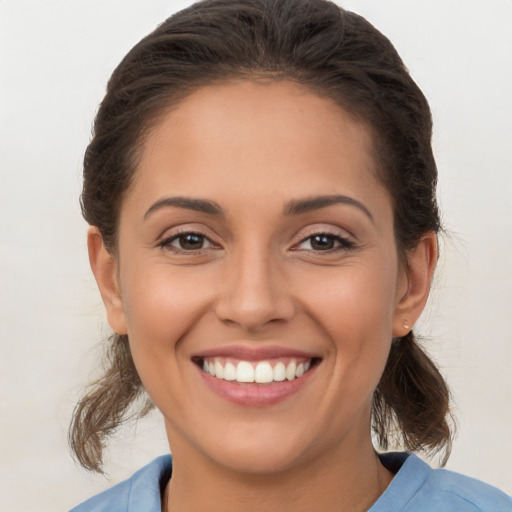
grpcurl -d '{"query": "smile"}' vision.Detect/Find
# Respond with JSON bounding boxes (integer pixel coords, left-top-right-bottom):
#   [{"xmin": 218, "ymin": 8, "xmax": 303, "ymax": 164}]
[
  {"xmin": 193, "ymin": 347, "xmax": 321, "ymax": 406},
  {"xmin": 201, "ymin": 357, "xmax": 314, "ymax": 384}
]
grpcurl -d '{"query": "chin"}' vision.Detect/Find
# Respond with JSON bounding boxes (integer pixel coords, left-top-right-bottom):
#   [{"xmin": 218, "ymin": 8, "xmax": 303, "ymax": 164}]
[
  {"xmin": 209, "ymin": 440, "xmax": 308, "ymax": 476},
  {"xmin": 170, "ymin": 417, "xmax": 315, "ymax": 476}
]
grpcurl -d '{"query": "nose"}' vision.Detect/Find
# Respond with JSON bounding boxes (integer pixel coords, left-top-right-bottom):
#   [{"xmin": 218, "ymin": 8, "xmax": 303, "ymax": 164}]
[{"xmin": 214, "ymin": 244, "xmax": 295, "ymax": 332}]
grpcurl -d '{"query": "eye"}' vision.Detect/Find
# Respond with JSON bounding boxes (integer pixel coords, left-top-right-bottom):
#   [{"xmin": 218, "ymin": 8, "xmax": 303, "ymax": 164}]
[
  {"xmin": 159, "ymin": 232, "xmax": 216, "ymax": 252},
  {"xmin": 295, "ymin": 233, "xmax": 354, "ymax": 252}
]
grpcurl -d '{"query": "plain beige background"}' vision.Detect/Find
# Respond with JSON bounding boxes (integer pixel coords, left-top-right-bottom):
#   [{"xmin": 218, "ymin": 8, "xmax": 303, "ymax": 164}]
[{"xmin": 1, "ymin": 1, "xmax": 511, "ymax": 510}]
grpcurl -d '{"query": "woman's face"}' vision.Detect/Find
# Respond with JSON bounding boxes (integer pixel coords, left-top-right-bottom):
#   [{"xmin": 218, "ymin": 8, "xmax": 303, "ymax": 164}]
[{"xmin": 101, "ymin": 81, "xmax": 415, "ymax": 474}]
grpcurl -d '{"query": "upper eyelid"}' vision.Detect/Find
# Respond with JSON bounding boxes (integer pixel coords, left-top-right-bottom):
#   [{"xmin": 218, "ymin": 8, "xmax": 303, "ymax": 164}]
[
  {"xmin": 155, "ymin": 224, "xmax": 354, "ymax": 247},
  {"xmin": 157, "ymin": 224, "xmax": 220, "ymax": 242},
  {"xmin": 155, "ymin": 229, "xmax": 213, "ymax": 251},
  {"xmin": 294, "ymin": 233, "xmax": 353, "ymax": 247},
  {"xmin": 293, "ymin": 226, "xmax": 353, "ymax": 242},
  {"xmin": 158, "ymin": 232, "xmax": 220, "ymax": 254},
  {"xmin": 290, "ymin": 227, "xmax": 357, "ymax": 251},
  {"xmin": 298, "ymin": 230, "xmax": 348, "ymax": 240},
  {"xmin": 161, "ymin": 231, "xmax": 215, "ymax": 243}
]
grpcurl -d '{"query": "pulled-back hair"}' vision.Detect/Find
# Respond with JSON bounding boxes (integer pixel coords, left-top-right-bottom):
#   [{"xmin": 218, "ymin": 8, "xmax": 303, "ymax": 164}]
[{"xmin": 71, "ymin": 0, "xmax": 452, "ymax": 473}]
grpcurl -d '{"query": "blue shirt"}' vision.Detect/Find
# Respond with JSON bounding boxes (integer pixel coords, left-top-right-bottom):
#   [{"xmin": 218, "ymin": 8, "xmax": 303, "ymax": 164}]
[{"xmin": 70, "ymin": 452, "xmax": 512, "ymax": 511}]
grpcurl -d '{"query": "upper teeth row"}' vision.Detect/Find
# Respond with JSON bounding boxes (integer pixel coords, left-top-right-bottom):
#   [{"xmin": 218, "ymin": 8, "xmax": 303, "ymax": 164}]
[{"xmin": 202, "ymin": 359, "xmax": 312, "ymax": 384}]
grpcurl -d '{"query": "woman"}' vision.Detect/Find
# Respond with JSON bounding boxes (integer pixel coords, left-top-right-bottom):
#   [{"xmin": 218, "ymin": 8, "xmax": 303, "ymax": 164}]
[{"xmin": 69, "ymin": 0, "xmax": 511, "ymax": 510}]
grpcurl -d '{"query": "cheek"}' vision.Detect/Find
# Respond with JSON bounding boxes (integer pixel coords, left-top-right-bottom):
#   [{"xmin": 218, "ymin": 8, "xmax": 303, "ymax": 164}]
[
  {"xmin": 118, "ymin": 269, "xmax": 210, "ymax": 412},
  {"xmin": 120, "ymin": 265, "xmax": 214, "ymax": 372},
  {"xmin": 301, "ymin": 259, "xmax": 399, "ymax": 337},
  {"xmin": 297, "ymin": 256, "xmax": 399, "ymax": 389}
]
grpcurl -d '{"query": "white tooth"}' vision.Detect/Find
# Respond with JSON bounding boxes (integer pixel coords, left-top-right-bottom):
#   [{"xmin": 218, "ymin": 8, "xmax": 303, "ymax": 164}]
[
  {"xmin": 255, "ymin": 361, "xmax": 273, "ymax": 383},
  {"xmin": 273, "ymin": 362, "xmax": 286, "ymax": 381},
  {"xmin": 286, "ymin": 361, "xmax": 297, "ymax": 381},
  {"xmin": 223, "ymin": 362, "xmax": 236, "ymax": 381},
  {"xmin": 203, "ymin": 360, "xmax": 208, "ymax": 372},
  {"xmin": 304, "ymin": 360, "xmax": 311, "ymax": 372},
  {"xmin": 214, "ymin": 360, "xmax": 224, "ymax": 379},
  {"xmin": 236, "ymin": 361, "xmax": 255, "ymax": 383},
  {"xmin": 295, "ymin": 363, "xmax": 304, "ymax": 378},
  {"xmin": 208, "ymin": 361, "xmax": 215, "ymax": 376}
]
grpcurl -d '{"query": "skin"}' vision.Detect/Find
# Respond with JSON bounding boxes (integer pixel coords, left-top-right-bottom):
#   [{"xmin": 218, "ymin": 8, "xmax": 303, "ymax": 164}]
[{"xmin": 89, "ymin": 80, "xmax": 437, "ymax": 512}]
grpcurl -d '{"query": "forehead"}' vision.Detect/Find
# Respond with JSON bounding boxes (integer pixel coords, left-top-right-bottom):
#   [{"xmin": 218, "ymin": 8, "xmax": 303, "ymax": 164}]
[
  {"xmin": 127, "ymin": 80, "xmax": 391, "ymax": 221},
  {"xmin": 145, "ymin": 79, "xmax": 374, "ymax": 153}
]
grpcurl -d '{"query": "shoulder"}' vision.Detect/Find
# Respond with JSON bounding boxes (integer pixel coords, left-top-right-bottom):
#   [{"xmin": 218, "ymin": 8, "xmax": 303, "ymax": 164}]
[
  {"xmin": 424, "ymin": 464, "xmax": 512, "ymax": 512},
  {"xmin": 69, "ymin": 455, "xmax": 173, "ymax": 512},
  {"xmin": 372, "ymin": 452, "xmax": 512, "ymax": 512}
]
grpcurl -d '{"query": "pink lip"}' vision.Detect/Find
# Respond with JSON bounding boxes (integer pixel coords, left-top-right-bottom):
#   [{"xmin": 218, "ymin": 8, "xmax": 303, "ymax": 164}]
[
  {"xmin": 193, "ymin": 345, "xmax": 319, "ymax": 361},
  {"xmin": 198, "ymin": 370, "xmax": 316, "ymax": 407},
  {"xmin": 194, "ymin": 347, "xmax": 320, "ymax": 407}
]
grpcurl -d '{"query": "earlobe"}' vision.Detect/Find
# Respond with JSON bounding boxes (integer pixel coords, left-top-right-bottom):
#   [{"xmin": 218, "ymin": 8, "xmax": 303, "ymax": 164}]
[
  {"xmin": 392, "ymin": 232, "xmax": 437, "ymax": 337},
  {"xmin": 87, "ymin": 227, "xmax": 128, "ymax": 335}
]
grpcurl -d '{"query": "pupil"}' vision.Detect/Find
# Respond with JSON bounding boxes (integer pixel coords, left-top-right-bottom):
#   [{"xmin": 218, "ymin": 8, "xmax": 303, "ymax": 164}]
[
  {"xmin": 180, "ymin": 234, "xmax": 203, "ymax": 250},
  {"xmin": 311, "ymin": 235, "xmax": 334, "ymax": 250}
]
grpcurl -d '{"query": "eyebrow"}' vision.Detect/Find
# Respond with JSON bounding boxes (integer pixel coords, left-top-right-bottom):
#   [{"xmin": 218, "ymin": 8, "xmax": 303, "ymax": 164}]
[
  {"xmin": 144, "ymin": 196, "xmax": 224, "ymax": 220},
  {"xmin": 283, "ymin": 195, "xmax": 374, "ymax": 222},
  {"xmin": 143, "ymin": 194, "xmax": 373, "ymax": 222}
]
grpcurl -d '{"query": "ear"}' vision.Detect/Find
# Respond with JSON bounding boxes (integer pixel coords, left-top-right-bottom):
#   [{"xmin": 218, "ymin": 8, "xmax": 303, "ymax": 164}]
[
  {"xmin": 392, "ymin": 232, "xmax": 437, "ymax": 337},
  {"xmin": 87, "ymin": 226, "xmax": 128, "ymax": 335}
]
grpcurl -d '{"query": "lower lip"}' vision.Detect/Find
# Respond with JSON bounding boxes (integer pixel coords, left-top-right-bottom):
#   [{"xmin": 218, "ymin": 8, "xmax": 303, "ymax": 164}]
[{"xmin": 197, "ymin": 364, "xmax": 317, "ymax": 407}]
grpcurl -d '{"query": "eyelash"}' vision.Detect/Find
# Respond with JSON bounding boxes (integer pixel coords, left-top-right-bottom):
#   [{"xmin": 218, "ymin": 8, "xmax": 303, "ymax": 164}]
[
  {"xmin": 158, "ymin": 231, "xmax": 218, "ymax": 253},
  {"xmin": 158, "ymin": 230, "xmax": 355, "ymax": 254},
  {"xmin": 293, "ymin": 232, "xmax": 356, "ymax": 252}
]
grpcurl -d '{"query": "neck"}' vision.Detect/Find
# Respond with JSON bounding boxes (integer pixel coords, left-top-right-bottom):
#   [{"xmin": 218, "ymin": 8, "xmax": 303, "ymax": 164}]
[{"xmin": 163, "ymin": 435, "xmax": 393, "ymax": 512}]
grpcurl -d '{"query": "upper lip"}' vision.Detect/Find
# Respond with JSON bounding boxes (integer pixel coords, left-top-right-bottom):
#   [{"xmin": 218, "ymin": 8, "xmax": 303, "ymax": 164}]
[{"xmin": 192, "ymin": 345, "xmax": 320, "ymax": 361}]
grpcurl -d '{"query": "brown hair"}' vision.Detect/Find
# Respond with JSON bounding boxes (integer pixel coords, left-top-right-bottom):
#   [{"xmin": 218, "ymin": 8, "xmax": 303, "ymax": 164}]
[{"xmin": 70, "ymin": 0, "xmax": 452, "ymax": 472}]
